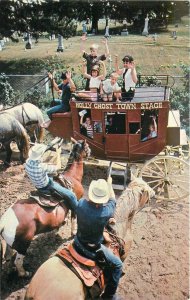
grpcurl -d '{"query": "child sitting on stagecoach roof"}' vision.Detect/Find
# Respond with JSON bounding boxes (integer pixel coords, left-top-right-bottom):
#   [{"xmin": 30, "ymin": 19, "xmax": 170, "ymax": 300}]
[
  {"xmin": 41, "ymin": 71, "xmax": 76, "ymax": 128},
  {"xmin": 73, "ymin": 60, "xmax": 106, "ymax": 102},
  {"xmin": 25, "ymin": 143, "xmax": 78, "ymax": 211},
  {"xmin": 115, "ymin": 54, "xmax": 137, "ymax": 102},
  {"xmin": 82, "ymin": 38, "xmax": 109, "ymax": 90},
  {"xmin": 100, "ymin": 72, "xmax": 121, "ymax": 102}
]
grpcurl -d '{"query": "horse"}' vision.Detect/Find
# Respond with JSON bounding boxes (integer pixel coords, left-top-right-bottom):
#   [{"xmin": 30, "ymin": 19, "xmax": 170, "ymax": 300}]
[
  {"xmin": 25, "ymin": 176, "xmax": 155, "ymax": 300},
  {"xmin": 0, "ymin": 114, "xmax": 30, "ymax": 166},
  {"xmin": 0, "ymin": 102, "xmax": 44, "ymax": 143},
  {"xmin": 0, "ymin": 138, "xmax": 91, "ymax": 277}
]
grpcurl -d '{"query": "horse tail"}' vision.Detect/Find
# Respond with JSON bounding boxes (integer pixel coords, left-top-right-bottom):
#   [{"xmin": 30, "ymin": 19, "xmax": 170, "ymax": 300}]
[{"xmin": 14, "ymin": 120, "xmax": 30, "ymax": 161}]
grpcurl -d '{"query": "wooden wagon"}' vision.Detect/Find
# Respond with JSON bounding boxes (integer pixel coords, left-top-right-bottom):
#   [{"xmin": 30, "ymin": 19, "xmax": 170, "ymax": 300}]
[{"xmin": 47, "ymin": 82, "xmax": 189, "ymax": 202}]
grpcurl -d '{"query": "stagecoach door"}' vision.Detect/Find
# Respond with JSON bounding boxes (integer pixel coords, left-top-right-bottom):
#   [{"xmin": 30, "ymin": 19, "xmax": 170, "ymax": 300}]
[{"xmin": 104, "ymin": 112, "xmax": 129, "ymax": 160}]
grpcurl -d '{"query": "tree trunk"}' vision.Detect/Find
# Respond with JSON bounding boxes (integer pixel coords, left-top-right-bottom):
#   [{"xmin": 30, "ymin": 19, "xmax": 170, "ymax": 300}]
[{"xmin": 91, "ymin": 17, "xmax": 99, "ymax": 34}]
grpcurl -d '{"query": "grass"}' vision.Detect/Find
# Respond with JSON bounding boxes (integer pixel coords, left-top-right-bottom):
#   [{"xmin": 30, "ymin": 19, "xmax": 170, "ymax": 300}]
[{"xmin": 0, "ymin": 23, "xmax": 189, "ymax": 78}]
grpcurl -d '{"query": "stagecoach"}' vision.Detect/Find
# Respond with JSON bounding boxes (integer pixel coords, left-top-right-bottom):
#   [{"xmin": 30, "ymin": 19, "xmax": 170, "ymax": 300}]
[{"xmin": 47, "ymin": 75, "xmax": 189, "ymax": 202}]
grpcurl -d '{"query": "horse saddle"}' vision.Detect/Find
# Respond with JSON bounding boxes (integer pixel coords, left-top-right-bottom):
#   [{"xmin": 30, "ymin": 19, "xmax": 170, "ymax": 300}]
[
  {"xmin": 56, "ymin": 243, "xmax": 105, "ymax": 290},
  {"xmin": 30, "ymin": 190, "xmax": 61, "ymax": 207},
  {"xmin": 55, "ymin": 174, "xmax": 73, "ymax": 191}
]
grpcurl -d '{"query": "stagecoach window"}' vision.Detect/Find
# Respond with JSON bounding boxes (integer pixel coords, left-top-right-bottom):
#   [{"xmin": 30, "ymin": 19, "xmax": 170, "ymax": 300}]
[
  {"xmin": 129, "ymin": 123, "xmax": 140, "ymax": 134},
  {"xmin": 140, "ymin": 109, "xmax": 158, "ymax": 142},
  {"xmin": 94, "ymin": 121, "xmax": 102, "ymax": 133},
  {"xmin": 78, "ymin": 109, "xmax": 93, "ymax": 139},
  {"xmin": 105, "ymin": 112, "xmax": 126, "ymax": 134}
]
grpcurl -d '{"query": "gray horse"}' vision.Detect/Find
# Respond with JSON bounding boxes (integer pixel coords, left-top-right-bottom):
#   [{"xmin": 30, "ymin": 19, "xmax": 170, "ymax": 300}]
[
  {"xmin": 0, "ymin": 114, "xmax": 30, "ymax": 166},
  {"xmin": 0, "ymin": 103, "xmax": 44, "ymax": 143}
]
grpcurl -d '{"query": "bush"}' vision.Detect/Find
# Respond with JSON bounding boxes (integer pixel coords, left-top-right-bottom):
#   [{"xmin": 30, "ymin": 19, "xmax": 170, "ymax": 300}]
[
  {"xmin": 155, "ymin": 63, "xmax": 189, "ymax": 136},
  {"xmin": 170, "ymin": 63, "xmax": 189, "ymax": 135},
  {"xmin": 23, "ymin": 87, "xmax": 50, "ymax": 109},
  {"xmin": 0, "ymin": 73, "xmax": 15, "ymax": 106}
]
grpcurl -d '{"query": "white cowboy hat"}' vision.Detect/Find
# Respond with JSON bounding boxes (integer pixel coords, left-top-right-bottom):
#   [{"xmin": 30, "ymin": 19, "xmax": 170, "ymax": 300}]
[
  {"xmin": 88, "ymin": 179, "xmax": 110, "ymax": 204},
  {"xmin": 28, "ymin": 143, "xmax": 47, "ymax": 160}
]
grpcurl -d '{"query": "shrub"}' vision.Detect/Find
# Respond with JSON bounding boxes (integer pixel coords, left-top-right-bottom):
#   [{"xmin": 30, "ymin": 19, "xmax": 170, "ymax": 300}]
[
  {"xmin": 0, "ymin": 73, "xmax": 15, "ymax": 106},
  {"xmin": 23, "ymin": 87, "xmax": 50, "ymax": 109},
  {"xmin": 170, "ymin": 63, "xmax": 190, "ymax": 135}
]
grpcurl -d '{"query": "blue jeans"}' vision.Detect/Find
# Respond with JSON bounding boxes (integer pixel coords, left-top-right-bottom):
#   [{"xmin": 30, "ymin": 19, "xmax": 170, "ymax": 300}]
[
  {"xmin": 74, "ymin": 236, "xmax": 123, "ymax": 295},
  {"xmin": 38, "ymin": 178, "xmax": 78, "ymax": 212},
  {"xmin": 46, "ymin": 99, "xmax": 69, "ymax": 119},
  {"xmin": 100, "ymin": 244, "xmax": 123, "ymax": 295}
]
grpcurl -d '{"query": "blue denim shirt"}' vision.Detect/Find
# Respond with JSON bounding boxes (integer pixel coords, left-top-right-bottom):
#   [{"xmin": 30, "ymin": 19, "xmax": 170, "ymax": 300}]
[
  {"xmin": 76, "ymin": 198, "xmax": 116, "ymax": 245},
  {"xmin": 58, "ymin": 82, "xmax": 71, "ymax": 110}
]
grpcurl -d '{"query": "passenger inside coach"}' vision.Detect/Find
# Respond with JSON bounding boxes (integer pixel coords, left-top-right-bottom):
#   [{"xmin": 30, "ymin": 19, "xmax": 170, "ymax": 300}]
[
  {"xmin": 79, "ymin": 109, "xmax": 93, "ymax": 139},
  {"xmin": 140, "ymin": 110, "xmax": 158, "ymax": 141}
]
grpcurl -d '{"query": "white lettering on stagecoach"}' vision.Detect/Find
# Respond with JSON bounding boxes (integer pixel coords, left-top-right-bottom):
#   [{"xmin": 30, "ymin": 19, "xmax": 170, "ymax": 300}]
[
  {"xmin": 75, "ymin": 102, "xmax": 163, "ymax": 110},
  {"xmin": 116, "ymin": 103, "xmax": 136, "ymax": 109},
  {"xmin": 140, "ymin": 102, "xmax": 162, "ymax": 109},
  {"xmin": 75, "ymin": 102, "xmax": 92, "ymax": 109},
  {"xmin": 94, "ymin": 103, "xmax": 113, "ymax": 109}
]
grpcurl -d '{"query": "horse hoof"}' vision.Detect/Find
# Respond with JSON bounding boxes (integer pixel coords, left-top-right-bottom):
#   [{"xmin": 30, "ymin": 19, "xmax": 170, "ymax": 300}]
[{"xmin": 3, "ymin": 161, "xmax": 11, "ymax": 167}]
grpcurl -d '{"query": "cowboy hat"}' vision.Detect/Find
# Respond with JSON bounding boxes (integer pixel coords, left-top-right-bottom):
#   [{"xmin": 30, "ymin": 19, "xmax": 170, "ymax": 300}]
[
  {"xmin": 28, "ymin": 143, "xmax": 47, "ymax": 160},
  {"xmin": 88, "ymin": 179, "xmax": 110, "ymax": 204}
]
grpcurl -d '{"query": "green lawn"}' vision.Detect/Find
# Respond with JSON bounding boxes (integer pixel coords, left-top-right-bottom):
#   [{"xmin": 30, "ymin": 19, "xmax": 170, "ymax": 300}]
[{"xmin": 0, "ymin": 23, "xmax": 189, "ymax": 77}]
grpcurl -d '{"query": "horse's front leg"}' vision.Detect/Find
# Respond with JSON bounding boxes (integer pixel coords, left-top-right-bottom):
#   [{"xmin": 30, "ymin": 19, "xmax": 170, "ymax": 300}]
[
  {"xmin": 4, "ymin": 143, "xmax": 12, "ymax": 167},
  {"xmin": 14, "ymin": 252, "xmax": 32, "ymax": 278},
  {"xmin": 71, "ymin": 211, "xmax": 77, "ymax": 236},
  {"xmin": 17, "ymin": 141, "xmax": 27, "ymax": 163}
]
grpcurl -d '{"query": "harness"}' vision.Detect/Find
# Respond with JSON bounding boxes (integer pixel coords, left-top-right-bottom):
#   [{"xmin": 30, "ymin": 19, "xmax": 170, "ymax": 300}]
[{"xmin": 21, "ymin": 104, "xmax": 32, "ymax": 127}]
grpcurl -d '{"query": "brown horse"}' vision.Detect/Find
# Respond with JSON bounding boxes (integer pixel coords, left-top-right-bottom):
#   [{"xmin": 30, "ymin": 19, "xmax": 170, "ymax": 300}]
[
  {"xmin": 25, "ymin": 177, "xmax": 155, "ymax": 300},
  {"xmin": 0, "ymin": 139, "xmax": 91, "ymax": 277}
]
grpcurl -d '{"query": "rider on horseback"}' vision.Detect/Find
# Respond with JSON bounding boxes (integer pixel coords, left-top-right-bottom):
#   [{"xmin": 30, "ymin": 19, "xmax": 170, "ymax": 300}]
[
  {"xmin": 25, "ymin": 143, "xmax": 78, "ymax": 211},
  {"xmin": 73, "ymin": 177, "xmax": 123, "ymax": 299}
]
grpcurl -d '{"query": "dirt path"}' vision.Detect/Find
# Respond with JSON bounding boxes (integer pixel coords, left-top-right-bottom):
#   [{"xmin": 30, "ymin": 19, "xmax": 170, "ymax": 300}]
[{"xmin": 0, "ymin": 154, "xmax": 189, "ymax": 300}]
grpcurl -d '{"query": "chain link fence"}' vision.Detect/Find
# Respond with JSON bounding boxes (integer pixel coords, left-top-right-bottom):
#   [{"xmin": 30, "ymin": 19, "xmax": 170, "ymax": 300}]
[{"xmin": 6, "ymin": 74, "xmax": 50, "ymax": 101}]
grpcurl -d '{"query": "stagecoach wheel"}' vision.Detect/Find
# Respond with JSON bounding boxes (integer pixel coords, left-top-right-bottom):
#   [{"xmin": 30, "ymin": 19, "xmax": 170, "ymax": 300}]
[
  {"xmin": 139, "ymin": 156, "xmax": 189, "ymax": 201},
  {"xmin": 164, "ymin": 145, "xmax": 190, "ymax": 161}
]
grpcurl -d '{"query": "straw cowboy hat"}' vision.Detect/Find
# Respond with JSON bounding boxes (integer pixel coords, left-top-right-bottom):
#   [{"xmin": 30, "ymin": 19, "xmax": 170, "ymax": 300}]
[
  {"xmin": 28, "ymin": 143, "xmax": 47, "ymax": 160},
  {"xmin": 88, "ymin": 179, "xmax": 110, "ymax": 204}
]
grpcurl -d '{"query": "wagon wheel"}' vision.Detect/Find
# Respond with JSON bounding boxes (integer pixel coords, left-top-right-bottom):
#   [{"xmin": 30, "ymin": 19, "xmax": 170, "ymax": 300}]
[
  {"xmin": 164, "ymin": 145, "xmax": 190, "ymax": 161},
  {"xmin": 139, "ymin": 155, "xmax": 189, "ymax": 201}
]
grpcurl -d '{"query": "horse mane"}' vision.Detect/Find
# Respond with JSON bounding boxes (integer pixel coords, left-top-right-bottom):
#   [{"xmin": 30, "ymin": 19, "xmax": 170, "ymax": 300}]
[
  {"xmin": 114, "ymin": 178, "xmax": 152, "ymax": 222},
  {"xmin": 64, "ymin": 142, "xmax": 83, "ymax": 171}
]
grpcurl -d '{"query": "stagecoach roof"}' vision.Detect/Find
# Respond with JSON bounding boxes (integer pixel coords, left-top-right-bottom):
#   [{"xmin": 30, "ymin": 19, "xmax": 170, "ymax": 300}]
[{"xmin": 132, "ymin": 87, "xmax": 170, "ymax": 102}]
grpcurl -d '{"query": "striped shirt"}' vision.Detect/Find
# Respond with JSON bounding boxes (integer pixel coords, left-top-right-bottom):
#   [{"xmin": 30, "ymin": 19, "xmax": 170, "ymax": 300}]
[
  {"xmin": 25, "ymin": 159, "xmax": 57, "ymax": 189},
  {"xmin": 85, "ymin": 124, "xmax": 93, "ymax": 139}
]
